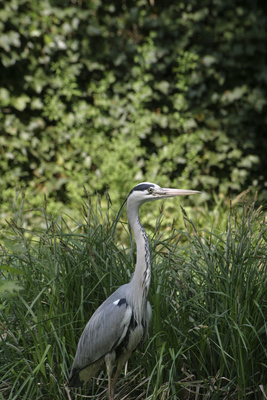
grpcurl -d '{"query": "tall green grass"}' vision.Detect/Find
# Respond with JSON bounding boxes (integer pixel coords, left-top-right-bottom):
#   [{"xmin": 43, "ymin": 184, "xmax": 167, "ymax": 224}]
[{"xmin": 0, "ymin": 192, "xmax": 266, "ymax": 399}]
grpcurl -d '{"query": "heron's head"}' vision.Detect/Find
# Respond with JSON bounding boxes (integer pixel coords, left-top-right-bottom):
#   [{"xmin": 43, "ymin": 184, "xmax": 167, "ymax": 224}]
[
  {"xmin": 113, "ymin": 182, "xmax": 200, "ymax": 234},
  {"xmin": 127, "ymin": 182, "xmax": 200, "ymax": 208}
]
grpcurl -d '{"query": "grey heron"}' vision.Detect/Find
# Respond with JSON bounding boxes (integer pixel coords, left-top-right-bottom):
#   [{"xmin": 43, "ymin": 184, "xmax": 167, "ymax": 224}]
[{"xmin": 68, "ymin": 182, "xmax": 199, "ymax": 399}]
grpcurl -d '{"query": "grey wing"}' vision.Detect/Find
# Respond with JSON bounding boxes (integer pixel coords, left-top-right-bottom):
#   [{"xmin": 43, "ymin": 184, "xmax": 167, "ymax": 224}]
[{"xmin": 69, "ymin": 285, "xmax": 132, "ymax": 384}]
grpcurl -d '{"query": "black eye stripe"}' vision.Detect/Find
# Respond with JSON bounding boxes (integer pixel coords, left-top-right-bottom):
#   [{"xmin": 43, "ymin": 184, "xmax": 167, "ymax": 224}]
[{"xmin": 130, "ymin": 184, "xmax": 155, "ymax": 194}]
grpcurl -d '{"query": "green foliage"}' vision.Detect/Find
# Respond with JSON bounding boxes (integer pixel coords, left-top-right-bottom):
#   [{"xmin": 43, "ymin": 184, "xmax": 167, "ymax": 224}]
[
  {"xmin": 146, "ymin": 199, "xmax": 267, "ymax": 399},
  {"xmin": 0, "ymin": 191, "xmax": 266, "ymax": 399},
  {"xmin": 0, "ymin": 0, "xmax": 267, "ymax": 218}
]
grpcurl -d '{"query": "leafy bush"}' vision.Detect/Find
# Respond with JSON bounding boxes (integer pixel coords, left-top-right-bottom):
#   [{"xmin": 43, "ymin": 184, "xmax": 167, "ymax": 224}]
[{"xmin": 0, "ymin": 0, "xmax": 267, "ymax": 218}]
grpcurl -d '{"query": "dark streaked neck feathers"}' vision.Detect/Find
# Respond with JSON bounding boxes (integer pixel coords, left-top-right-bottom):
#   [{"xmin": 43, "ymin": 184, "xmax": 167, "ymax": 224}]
[{"xmin": 126, "ymin": 193, "xmax": 151, "ymax": 324}]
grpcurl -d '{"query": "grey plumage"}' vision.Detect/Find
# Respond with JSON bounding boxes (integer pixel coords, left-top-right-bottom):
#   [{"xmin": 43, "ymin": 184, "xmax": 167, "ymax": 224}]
[
  {"xmin": 68, "ymin": 182, "xmax": 199, "ymax": 399},
  {"xmin": 69, "ymin": 285, "xmax": 151, "ymax": 387}
]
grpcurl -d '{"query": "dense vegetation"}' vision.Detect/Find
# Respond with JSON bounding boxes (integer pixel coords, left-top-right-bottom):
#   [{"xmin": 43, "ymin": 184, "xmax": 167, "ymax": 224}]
[
  {"xmin": 0, "ymin": 0, "xmax": 267, "ymax": 217},
  {"xmin": 0, "ymin": 191, "xmax": 266, "ymax": 399},
  {"xmin": 1, "ymin": 1, "xmax": 267, "ymax": 399}
]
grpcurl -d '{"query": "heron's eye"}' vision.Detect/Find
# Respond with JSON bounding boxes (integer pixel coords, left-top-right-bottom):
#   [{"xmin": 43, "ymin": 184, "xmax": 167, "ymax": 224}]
[{"xmin": 148, "ymin": 187, "xmax": 153, "ymax": 194}]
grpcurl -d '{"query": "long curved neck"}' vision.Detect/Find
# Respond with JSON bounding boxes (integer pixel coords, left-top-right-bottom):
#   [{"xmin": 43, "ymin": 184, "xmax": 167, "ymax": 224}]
[{"xmin": 127, "ymin": 200, "xmax": 151, "ymax": 322}]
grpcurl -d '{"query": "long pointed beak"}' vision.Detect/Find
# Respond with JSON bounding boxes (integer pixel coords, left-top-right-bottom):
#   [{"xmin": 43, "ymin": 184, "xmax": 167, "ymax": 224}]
[{"xmin": 155, "ymin": 188, "xmax": 200, "ymax": 198}]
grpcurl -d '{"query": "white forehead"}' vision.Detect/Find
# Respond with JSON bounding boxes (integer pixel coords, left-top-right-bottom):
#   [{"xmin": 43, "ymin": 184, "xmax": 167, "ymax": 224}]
[
  {"xmin": 127, "ymin": 182, "xmax": 161, "ymax": 209},
  {"xmin": 127, "ymin": 182, "xmax": 160, "ymax": 203}
]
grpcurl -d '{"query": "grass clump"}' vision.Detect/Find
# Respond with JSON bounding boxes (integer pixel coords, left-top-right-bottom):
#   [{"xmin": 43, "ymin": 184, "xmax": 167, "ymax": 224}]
[
  {"xmin": 145, "ymin": 199, "xmax": 267, "ymax": 399},
  {"xmin": 0, "ymin": 191, "xmax": 266, "ymax": 399}
]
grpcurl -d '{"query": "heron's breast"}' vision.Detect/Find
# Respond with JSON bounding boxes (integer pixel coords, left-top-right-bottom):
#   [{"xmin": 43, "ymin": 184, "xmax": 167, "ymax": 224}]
[
  {"xmin": 115, "ymin": 314, "xmax": 145, "ymax": 358},
  {"xmin": 127, "ymin": 324, "xmax": 144, "ymax": 351}
]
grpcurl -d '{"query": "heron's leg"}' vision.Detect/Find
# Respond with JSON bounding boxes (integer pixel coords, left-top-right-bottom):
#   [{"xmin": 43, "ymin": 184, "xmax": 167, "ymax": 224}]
[
  {"xmin": 105, "ymin": 352, "xmax": 116, "ymax": 400},
  {"xmin": 110, "ymin": 353, "xmax": 131, "ymax": 399},
  {"xmin": 109, "ymin": 369, "xmax": 120, "ymax": 399},
  {"xmin": 108, "ymin": 372, "xmax": 114, "ymax": 400}
]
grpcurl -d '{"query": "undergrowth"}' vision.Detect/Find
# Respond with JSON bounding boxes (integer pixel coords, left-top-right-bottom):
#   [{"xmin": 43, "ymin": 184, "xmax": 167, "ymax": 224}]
[{"xmin": 0, "ymin": 191, "xmax": 266, "ymax": 399}]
